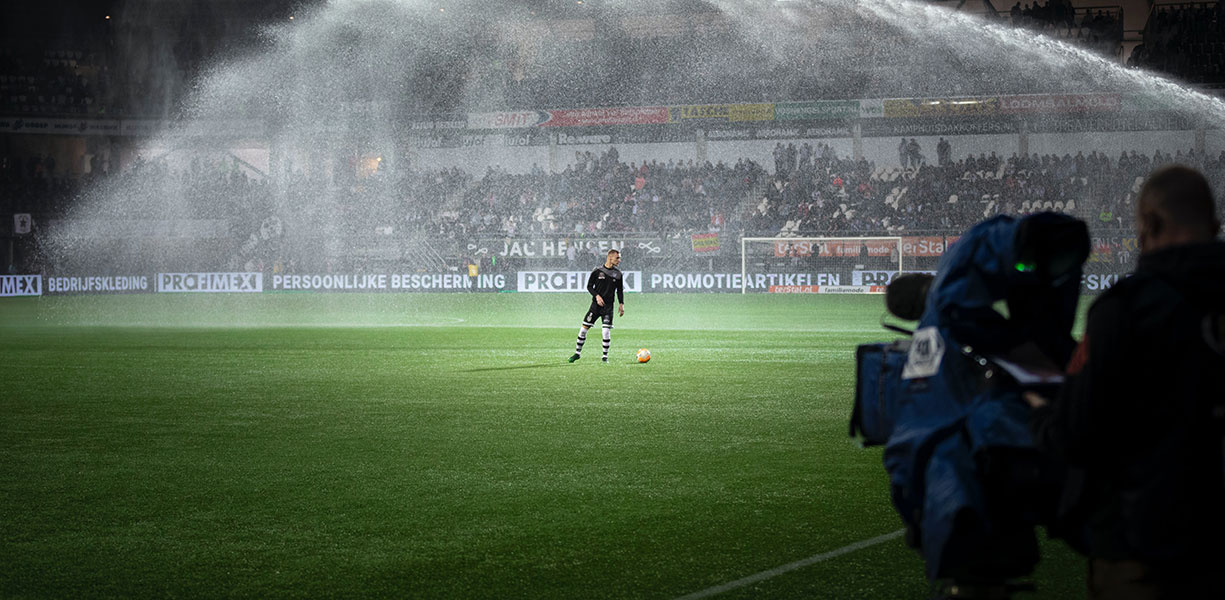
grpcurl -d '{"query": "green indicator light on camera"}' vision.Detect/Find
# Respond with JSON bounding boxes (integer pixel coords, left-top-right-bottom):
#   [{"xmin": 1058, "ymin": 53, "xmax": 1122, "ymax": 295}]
[{"xmin": 1015, "ymin": 262, "xmax": 1035, "ymax": 273}]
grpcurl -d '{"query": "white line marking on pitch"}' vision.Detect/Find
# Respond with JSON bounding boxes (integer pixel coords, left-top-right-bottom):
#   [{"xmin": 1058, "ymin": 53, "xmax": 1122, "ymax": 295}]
[{"xmin": 674, "ymin": 529, "xmax": 905, "ymax": 600}]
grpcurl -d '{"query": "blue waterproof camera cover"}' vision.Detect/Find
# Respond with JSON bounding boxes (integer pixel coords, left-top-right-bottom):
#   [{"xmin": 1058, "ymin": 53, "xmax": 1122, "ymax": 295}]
[{"xmin": 851, "ymin": 213, "xmax": 1088, "ymax": 582}]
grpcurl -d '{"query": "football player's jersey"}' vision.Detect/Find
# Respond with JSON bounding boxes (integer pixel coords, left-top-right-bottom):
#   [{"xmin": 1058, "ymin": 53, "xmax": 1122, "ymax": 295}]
[{"xmin": 587, "ymin": 266, "xmax": 624, "ymax": 307}]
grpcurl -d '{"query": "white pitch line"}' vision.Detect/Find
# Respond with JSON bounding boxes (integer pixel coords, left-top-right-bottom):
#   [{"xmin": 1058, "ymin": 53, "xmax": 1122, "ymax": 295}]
[{"xmin": 674, "ymin": 529, "xmax": 906, "ymax": 600}]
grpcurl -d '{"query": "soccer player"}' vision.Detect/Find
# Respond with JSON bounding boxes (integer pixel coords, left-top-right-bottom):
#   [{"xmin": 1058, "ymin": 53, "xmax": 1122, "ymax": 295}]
[{"xmin": 569, "ymin": 249, "xmax": 625, "ymax": 363}]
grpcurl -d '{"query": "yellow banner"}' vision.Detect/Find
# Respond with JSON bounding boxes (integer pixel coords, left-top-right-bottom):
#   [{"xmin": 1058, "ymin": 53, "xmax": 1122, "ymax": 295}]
[
  {"xmin": 669, "ymin": 103, "xmax": 774, "ymax": 123},
  {"xmin": 728, "ymin": 103, "xmax": 775, "ymax": 122},
  {"xmin": 882, "ymin": 97, "xmax": 999, "ymax": 118}
]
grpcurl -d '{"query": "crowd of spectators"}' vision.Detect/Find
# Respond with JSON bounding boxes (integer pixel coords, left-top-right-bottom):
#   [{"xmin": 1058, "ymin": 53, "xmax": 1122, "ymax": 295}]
[
  {"xmin": 0, "ymin": 1, "xmax": 1188, "ymax": 121},
  {"xmin": 1128, "ymin": 2, "xmax": 1225, "ymax": 86},
  {"xmin": 11, "ymin": 143, "xmax": 1225, "ymax": 240},
  {"xmin": 1007, "ymin": 1, "xmax": 1123, "ymax": 58},
  {"xmin": 0, "ymin": 46, "xmax": 106, "ymax": 116},
  {"xmin": 749, "ymin": 141, "xmax": 1225, "ymax": 241},
  {"xmin": 9, "ymin": 138, "xmax": 1225, "ymax": 270},
  {"xmin": 341, "ymin": 149, "xmax": 763, "ymax": 246},
  {"xmin": 0, "ymin": 153, "xmax": 85, "ymax": 215}
]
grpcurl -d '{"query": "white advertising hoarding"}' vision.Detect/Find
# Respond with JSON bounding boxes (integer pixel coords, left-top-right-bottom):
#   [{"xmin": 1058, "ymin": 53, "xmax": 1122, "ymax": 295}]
[
  {"xmin": 517, "ymin": 271, "xmax": 643, "ymax": 293},
  {"xmin": 0, "ymin": 275, "xmax": 42, "ymax": 297},
  {"xmin": 157, "ymin": 273, "xmax": 263, "ymax": 293}
]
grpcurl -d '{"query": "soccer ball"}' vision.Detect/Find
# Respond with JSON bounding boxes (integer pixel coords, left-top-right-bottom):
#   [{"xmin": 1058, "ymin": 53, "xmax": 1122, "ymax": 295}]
[{"xmin": 636, "ymin": 348, "xmax": 651, "ymax": 363}]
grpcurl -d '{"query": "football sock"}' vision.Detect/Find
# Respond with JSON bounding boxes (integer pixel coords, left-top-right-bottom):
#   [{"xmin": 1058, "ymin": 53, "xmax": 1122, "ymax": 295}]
[
  {"xmin": 601, "ymin": 326, "xmax": 611, "ymax": 360},
  {"xmin": 575, "ymin": 326, "xmax": 588, "ymax": 354}
]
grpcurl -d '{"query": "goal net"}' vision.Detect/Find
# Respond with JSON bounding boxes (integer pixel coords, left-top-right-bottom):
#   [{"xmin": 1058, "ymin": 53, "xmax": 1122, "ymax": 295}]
[{"xmin": 739, "ymin": 237, "xmax": 903, "ymax": 294}]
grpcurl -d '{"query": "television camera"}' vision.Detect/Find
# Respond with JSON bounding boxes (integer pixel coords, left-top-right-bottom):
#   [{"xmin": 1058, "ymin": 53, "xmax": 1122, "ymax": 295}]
[{"xmin": 851, "ymin": 213, "xmax": 1091, "ymax": 598}]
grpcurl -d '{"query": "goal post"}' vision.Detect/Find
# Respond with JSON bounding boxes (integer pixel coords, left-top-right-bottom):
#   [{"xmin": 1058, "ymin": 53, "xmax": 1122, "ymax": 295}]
[{"xmin": 740, "ymin": 236, "xmax": 904, "ymax": 294}]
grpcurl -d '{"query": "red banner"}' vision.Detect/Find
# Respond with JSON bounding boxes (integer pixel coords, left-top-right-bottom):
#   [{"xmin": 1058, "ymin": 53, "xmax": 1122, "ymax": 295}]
[
  {"xmin": 769, "ymin": 285, "xmax": 886, "ymax": 294},
  {"xmin": 998, "ymin": 94, "xmax": 1121, "ymax": 115},
  {"xmin": 773, "ymin": 240, "xmax": 897, "ymax": 258},
  {"xmin": 541, "ymin": 107, "xmax": 670, "ymax": 127},
  {"xmin": 901, "ymin": 236, "xmax": 946, "ymax": 257}
]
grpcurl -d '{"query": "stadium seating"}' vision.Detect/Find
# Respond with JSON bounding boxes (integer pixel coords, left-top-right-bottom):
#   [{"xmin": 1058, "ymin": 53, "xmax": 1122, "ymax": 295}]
[{"xmin": 1129, "ymin": 3, "xmax": 1225, "ymax": 87}]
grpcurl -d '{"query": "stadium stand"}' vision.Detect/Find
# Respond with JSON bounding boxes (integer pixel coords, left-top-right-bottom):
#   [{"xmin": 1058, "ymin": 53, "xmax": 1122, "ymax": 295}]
[
  {"xmin": 4, "ymin": 0, "xmax": 1225, "ymax": 275},
  {"xmin": 1128, "ymin": 2, "xmax": 1225, "ymax": 86},
  {"xmin": 7, "ymin": 143, "xmax": 1222, "ymax": 248}
]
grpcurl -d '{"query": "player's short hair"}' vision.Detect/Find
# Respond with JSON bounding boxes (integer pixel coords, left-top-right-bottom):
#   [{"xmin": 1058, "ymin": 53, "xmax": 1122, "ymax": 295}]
[
  {"xmin": 607, "ymin": 249, "xmax": 620, "ymax": 256},
  {"xmin": 1139, "ymin": 165, "xmax": 1221, "ymax": 240}
]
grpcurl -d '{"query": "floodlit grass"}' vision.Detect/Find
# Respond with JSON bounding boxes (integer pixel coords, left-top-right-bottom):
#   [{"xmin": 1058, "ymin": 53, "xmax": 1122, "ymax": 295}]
[{"xmin": 0, "ymin": 293, "xmax": 1085, "ymax": 598}]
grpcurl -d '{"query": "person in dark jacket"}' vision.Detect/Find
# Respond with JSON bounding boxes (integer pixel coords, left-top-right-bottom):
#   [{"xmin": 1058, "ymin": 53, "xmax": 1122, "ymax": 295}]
[{"xmin": 1027, "ymin": 165, "xmax": 1225, "ymax": 599}]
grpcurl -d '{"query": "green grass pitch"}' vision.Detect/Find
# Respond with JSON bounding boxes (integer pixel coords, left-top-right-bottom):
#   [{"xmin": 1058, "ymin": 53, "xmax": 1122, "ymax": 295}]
[{"xmin": 0, "ymin": 293, "xmax": 1085, "ymax": 598}]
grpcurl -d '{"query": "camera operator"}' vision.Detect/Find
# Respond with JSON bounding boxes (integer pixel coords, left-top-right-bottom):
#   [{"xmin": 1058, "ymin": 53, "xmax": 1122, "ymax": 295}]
[{"xmin": 1026, "ymin": 165, "xmax": 1225, "ymax": 599}]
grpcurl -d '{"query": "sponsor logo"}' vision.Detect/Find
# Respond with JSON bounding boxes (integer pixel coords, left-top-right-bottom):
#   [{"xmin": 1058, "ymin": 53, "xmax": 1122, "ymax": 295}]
[
  {"xmin": 669, "ymin": 103, "xmax": 774, "ymax": 122},
  {"xmin": 467, "ymin": 111, "xmax": 546, "ymax": 129},
  {"xmin": 769, "ymin": 238, "xmax": 945, "ymax": 259},
  {"xmin": 774, "ymin": 100, "xmax": 860, "ymax": 121},
  {"xmin": 409, "ymin": 136, "xmax": 443, "ymax": 148},
  {"xmin": 706, "ymin": 129, "xmax": 752, "ymax": 140},
  {"xmin": 541, "ymin": 107, "xmax": 669, "ymax": 127},
  {"xmin": 773, "ymin": 240, "xmax": 897, "ymax": 258},
  {"xmin": 554, "ymin": 132, "xmax": 613, "ymax": 145},
  {"xmin": 883, "ymin": 97, "xmax": 999, "ymax": 118},
  {"xmin": 728, "ymin": 103, "xmax": 775, "ymax": 121},
  {"xmin": 803, "ymin": 126, "xmax": 853, "ymax": 138},
  {"xmin": 859, "ymin": 99, "xmax": 885, "ymax": 118},
  {"xmin": 503, "ymin": 133, "xmax": 533, "ymax": 146},
  {"xmin": 1, "ymin": 118, "xmax": 48, "ymax": 132},
  {"xmin": 862, "ymin": 119, "xmax": 1019, "ymax": 136},
  {"xmin": 757, "ymin": 128, "xmax": 801, "ymax": 138},
  {"xmin": 493, "ymin": 238, "xmax": 626, "ymax": 258},
  {"xmin": 0, "ymin": 275, "xmax": 42, "ymax": 297},
  {"xmin": 518, "ymin": 271, "xmax": 642, "ymax": 293},
  {"xmin": 1028, "ymin": 115, "xmax": 1187, "ymax": 133},
  {"xmin": 460, "ymin": 134, "xmax": 503, "ymax": 147},
  {"xmin": 769, "ymin": 285, "xmax": 885, "ymax": 294},
  {"xmin": 901, "ymin": 236, "xmax": 946, "ymax": 257},
  {"xmin": 998, "ymin": 93, "xmax": 1121, "ymax": 114},
  {"xmin": 851, "ymin": 270, "xmax": 938, "ymax": 286},
  {"xmin": 157, "ymin": 272, "xmax": 262, "ymax": 293},
  {"xmin": 903, "ymin": 326, "xmax": 945, "ymax": 379}
]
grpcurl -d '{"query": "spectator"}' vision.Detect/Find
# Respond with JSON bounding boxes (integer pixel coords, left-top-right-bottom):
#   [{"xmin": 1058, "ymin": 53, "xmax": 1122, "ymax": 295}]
[
  {"xmin": 1027, "ymin": 165, "xmax": 1225, "ymax": 598},
  {"xmin": 906, "ymin": 138, "xmax": 923, "ymax": 168}
]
